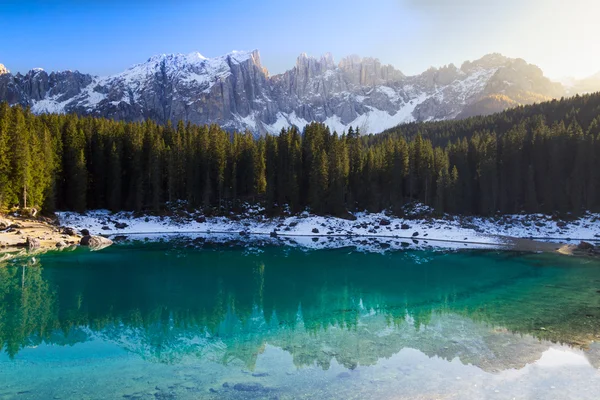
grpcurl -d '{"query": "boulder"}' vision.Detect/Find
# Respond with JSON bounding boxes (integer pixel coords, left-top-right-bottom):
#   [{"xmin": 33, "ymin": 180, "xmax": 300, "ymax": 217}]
[
  {"xmin": 312, "ymin": 228, "xmax": 319, "ymax": 234},
  {"xmin": 412, "ymin": 232, "xmax": 419, "ymax": 237},
  {"xmin": 379, "ymin": 219, "xmax": 391, "ymax": 226},
  {"xmin": 338, "ymin": 212, "xmax": 357, "ymax": 221},
  {"xmin": 80, "ymin": 235, "xmax": 113, "ymax": 249},
  {"xmin": 80, "ymin": 229, "xmax": 90, "ymax": 236},
  {"xmin": 62, "ymin": 227, "xmax": 76, "ymax": 236},
  {"xmin": 401, "ymin": 224, "xmax": 410, "ymax": 230},
  {"xmin": 55, "ymin": 241, "xmax": 67, "ymax": 248},
  {"xmin": 577, "ymin": 241, "xmax": 595, "ymax": 251},
  {"xmin": 233, "ymin": 383, "xmax": 265, "ymax": 392},
  {"xmin": 114, "ymin": 222, "xmax": 128, "ymax": 229}
]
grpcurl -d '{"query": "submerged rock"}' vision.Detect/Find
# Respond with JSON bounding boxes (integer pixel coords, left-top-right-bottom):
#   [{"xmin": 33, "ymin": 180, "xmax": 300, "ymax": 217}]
[{"xmin": 233, "ymin": 382, "xmax": 266, "ymax": 392}]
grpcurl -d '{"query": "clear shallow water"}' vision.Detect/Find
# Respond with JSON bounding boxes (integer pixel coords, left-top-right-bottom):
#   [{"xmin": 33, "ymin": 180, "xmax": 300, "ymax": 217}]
[{"xmin": 1, "ymin": 241, "xmax": 600, "ymax": 399}]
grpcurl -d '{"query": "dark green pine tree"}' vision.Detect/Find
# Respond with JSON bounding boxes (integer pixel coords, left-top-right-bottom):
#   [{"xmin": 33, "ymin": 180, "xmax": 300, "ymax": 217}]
[
  {"xmin": 0, "ymin": 102, "xmax": 13, "ymax": 210},
  {"xmin": 61, "ymin": 117, "xmax": 88, "ymax": 212},
  {"xmin": 107, "ymin": 141, "xmax": 122, "ymax": 211},
  {"xmin": 9, "ymin": 106, "xmax": 32, "ymax": 209}
]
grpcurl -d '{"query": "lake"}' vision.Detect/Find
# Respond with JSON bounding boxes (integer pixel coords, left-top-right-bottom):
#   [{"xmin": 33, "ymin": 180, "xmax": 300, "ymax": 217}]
[{"xmin": 1, "ymin": 239, "xmax": 600, "ymax": 399}]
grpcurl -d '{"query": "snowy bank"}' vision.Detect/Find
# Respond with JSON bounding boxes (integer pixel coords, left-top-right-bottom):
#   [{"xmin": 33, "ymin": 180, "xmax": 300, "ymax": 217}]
[{"xmin": 56, "ymin": 208, "xmax": 600, "ymax": 252}]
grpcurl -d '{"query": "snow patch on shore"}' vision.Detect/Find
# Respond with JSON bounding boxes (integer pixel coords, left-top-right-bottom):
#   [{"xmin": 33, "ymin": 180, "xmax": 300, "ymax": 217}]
[{"xmin": 56, "ymin": 207, "xmax": 600, "ymax": 252}]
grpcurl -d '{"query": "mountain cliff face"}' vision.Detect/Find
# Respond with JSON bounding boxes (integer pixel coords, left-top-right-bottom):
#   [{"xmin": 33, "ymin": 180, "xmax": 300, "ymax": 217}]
[{"xmin": 0, "ymin": 51, "xmax": 580, "ymax": 134}]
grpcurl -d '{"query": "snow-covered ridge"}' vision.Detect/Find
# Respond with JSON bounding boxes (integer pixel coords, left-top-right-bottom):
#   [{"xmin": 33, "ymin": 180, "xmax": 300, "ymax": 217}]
[
  {"xmin": 2, "ymin": 50, "xmax": 568, "ymax": 135},
  {"xmin": 57, "ymin": 207, "xmax": 600, "ymax": 253}
]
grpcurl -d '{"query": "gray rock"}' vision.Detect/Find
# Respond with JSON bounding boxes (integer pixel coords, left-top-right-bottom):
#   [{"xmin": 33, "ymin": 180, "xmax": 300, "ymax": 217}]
[
  {"xmin": 62, "ymin": 227, "xmax": 76, "ymax": 236},
  {"xmin": 233, "ymin": 383, "xmax": 266, "ymax": 392},
  {"xmin": 80, "ymin": 235, "xmax": 113, "ymax": 249},
  {"xmin": 578, "ymin": 241, "xmax": 595, "ymax": 251}
]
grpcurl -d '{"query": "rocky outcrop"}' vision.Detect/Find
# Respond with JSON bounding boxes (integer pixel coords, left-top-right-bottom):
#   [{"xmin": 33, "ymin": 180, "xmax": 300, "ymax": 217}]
[{"xmin": 0, "ymin": 51, "xmax": 576, "ymax": 135}]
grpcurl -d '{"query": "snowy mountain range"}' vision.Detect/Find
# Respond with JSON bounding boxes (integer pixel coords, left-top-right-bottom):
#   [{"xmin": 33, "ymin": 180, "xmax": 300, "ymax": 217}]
[{"xmin": 0, "ymin": 50, "xmax": 595, "ymax": 135}]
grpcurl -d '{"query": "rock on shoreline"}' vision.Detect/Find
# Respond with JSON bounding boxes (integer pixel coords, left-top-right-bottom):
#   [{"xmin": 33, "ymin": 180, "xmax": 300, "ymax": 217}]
[
  {"xmin": 80, "ymin": 234, "xmax": 113, "ymax": 250},
  {"xmin": 0, "ymin": 214, "xmax": 113, "ymax": 253}
]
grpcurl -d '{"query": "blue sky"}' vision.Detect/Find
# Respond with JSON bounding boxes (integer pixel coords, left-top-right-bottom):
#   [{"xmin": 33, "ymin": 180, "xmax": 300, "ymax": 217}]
[{"xmin": 1, "ymin": 0, "xmax": 598, "ymax": 79}]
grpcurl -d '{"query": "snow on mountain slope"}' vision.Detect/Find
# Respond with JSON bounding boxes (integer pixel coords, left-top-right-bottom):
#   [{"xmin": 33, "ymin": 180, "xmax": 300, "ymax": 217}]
[{"xmin": 0, "ymin": 51, "xmax": 566, "ymax": 135}]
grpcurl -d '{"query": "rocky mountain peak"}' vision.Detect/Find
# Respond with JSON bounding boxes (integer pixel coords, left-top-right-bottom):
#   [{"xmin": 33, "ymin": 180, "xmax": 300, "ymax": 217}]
[
  {"xmin": 320, "ymin": 52, "xmax": 335, "ymax": 69},
  {"xmin": 0, "ymin": 64, "xmax": 9, "ymax": 75},
  {"xmin": 461, "ymin": 53, "xmax": 511, "ymax": 72},
  {"xmin": 291, "ymin": 52, "xmax": 337, "ymax": 83},
  {"xmin": 0, "ymin": 50, "xmax": 588, "ymax": 136},
  {"xmin": 226, "ymin": 49, "xmax": 261, "ymax": 66},
  {"xmin": 246, "ymin": 49, "xmax": 263, "ymax": 66},
  {"xmin": 338, "ymin": 55, "xmax": 404, "ymax": 86}
]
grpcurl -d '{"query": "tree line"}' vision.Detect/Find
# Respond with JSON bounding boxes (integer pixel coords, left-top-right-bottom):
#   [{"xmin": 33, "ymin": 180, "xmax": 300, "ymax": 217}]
[{"xmin": 0, "ymin": 93, "xmax": 599, "ymax": 217}]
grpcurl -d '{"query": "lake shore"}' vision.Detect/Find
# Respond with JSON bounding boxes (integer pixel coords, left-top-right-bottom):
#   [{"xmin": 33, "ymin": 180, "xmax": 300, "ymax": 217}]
[
  {"xmin": 2, "ymin": 207, "xmax": 598, "ymax": 255},
  {"xmin": 0, "ymin": 215, "xmax": 80, "ymax": 257},
  {"xmin": 55, "ymin": 208, "xmax": 600, "ymax": 254}
]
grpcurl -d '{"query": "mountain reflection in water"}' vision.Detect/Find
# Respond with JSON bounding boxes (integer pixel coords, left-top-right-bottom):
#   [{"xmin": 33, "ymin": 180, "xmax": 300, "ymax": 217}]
[{"xmin": 2, "ymin": 242, "xmax": 599, "ymax": 373}]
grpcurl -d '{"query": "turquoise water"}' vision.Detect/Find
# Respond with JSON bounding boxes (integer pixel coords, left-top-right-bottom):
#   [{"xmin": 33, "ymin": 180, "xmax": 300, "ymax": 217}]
[{"xmin": 1, "ymin": 241, "xmax": 600, "ymax": 399}]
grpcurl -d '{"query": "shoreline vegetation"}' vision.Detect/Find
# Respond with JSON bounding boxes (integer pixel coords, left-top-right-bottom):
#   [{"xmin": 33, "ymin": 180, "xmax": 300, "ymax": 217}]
[{"xmin": 0, "ymin": 93, "xmax": 599, "ymax": 222}]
